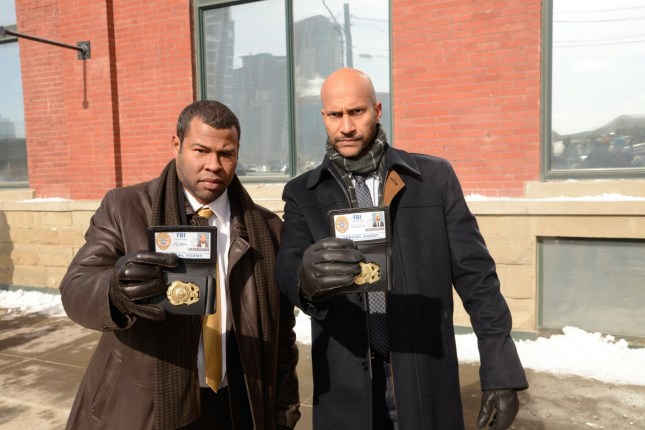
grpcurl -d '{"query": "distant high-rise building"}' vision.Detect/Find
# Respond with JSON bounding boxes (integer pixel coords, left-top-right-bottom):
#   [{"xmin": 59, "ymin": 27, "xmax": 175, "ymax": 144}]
[
  {"xmin": 232, "ymin": 53, "xmax": 288, "ymax": 170},
  {"xmin": 202, "ymin": 8, "xmax": 235, "ymax": 106},
  {"xmin": 293, "ymin": 15, "xmax": 344, "ymax": 171},
  {"xmin": 0, "ymin": 115, "xmax": 16, "ymax": 140},
  {"xmin": 294, "ymin": 15, "xmax": 343, "ymax": 89}
]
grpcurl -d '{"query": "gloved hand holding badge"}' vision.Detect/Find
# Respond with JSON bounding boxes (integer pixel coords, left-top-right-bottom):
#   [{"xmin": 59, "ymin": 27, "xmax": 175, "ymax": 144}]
[
  {"xmin": 298, "ymin": 237, "xmax": 364, "ymax": 301},
  {"xmin": 141, "ymin": 226, "xmax": 219, "ymax": 315},
  {"xmin": 109, "ymin": 250, "xmax": 179, "ymax": 321},
  {"xmin": 324, "ymin": 206, "xmax": 392, "ymax": 295}
]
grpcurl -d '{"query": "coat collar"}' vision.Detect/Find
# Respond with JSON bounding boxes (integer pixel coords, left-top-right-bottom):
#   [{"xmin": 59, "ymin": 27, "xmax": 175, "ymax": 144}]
[{"xmin": 306, "ymin": 144, "xmax": 422, "ymax": 190}]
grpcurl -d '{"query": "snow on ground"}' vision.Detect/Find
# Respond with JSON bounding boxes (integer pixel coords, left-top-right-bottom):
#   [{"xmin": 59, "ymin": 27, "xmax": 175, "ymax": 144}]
[{"xmin": 2, "ymin": 289, "xmax": 644, "ymax": 386}]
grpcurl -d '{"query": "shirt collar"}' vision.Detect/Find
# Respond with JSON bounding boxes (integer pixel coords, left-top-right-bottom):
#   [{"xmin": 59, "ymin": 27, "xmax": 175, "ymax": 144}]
[{"xmin": 183, "ymin": 189, "xmax": 230, "ymax": 225}]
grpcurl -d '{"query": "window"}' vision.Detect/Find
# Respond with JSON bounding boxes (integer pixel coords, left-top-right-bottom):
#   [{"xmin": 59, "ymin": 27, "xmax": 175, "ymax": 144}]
[
  {"xmin": 0, "ymin": 0, "xmax": 28, "ymax": 184},
  {"xmin": 543, "ymin": 0, "xmax": 645, "ymax": 179},
  {"xmin": 195, "ymin": 0, "xmax": 390, "ymax": 179},
  {"xmin": 538, "ymin": 237, "xmax": 645, "ymax": 338}
]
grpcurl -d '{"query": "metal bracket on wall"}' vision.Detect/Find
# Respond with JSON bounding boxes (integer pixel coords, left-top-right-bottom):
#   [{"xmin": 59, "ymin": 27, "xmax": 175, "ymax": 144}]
[{"xmin": 0, "ymin": 26, "xmax": 90, "ymax": 60}]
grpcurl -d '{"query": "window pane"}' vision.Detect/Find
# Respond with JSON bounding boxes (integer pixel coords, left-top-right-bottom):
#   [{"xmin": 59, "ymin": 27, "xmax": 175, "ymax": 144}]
[
  {"xmin": 201, "ymin": 0, "xmax": 289, "ymax": 178},
  {"xmin": 550, "ymin": 0, "xmax": 645, "ymax": 173},
  {"xmin": 293, "ymin": 0, "xmax": 390, "ymax": 174},
  {"xmin": 539, "ymin": 238, "xmax": 645, "ymax": 338},
  {"xmin": 0, "ymin": 41, "xmax": 28, "ymax": 183},
  {"xmin": 0, "ymin": 0, "xmax": 17, "ymax": 26}
]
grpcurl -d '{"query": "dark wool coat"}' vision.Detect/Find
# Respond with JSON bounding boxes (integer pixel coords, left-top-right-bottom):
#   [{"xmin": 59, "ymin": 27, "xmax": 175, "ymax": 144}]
[
  {"xmin": 276, "ymin": 146, "xmax": 528, "ymax": 430},
  {"xmin": 60, "ymin": 177, "xmax": 300, "ymax": 429}
]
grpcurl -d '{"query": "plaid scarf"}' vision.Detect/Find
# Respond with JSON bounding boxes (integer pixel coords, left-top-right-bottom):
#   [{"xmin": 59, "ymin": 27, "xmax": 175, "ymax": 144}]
[
  {"xmin": 326, "ymin": 124, "xmax": 389, "ymax": 207},
  {"xmin": 150, "ymin": 160, "xmax": 279, "ymax": 429}
]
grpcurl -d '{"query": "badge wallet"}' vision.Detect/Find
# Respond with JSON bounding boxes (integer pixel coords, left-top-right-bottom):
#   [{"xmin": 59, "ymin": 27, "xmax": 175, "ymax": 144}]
[
  {"xmin": 147, "ymin": 226, "xmax": 218, "ymax": 315},
  {"xmin": 328, "ymin": 206, "xmax": 392, "ymax": 294}
]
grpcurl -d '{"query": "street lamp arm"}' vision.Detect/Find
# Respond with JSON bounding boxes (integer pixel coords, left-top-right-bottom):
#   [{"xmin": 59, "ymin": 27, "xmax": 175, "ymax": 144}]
[{"xmin": 0, "ymin": 26, "xmax": 90, "ymax": 60}]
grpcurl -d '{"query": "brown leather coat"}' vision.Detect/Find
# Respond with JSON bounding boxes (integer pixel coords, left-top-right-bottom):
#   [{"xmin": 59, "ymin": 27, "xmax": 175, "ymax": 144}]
[{"xmin": 60, "ymin": 177, "xmax": 300, "ymax": 429}]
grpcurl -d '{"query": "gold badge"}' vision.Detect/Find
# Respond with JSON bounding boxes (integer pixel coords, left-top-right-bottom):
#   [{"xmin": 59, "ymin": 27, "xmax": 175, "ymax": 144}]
[
  {"xmin": 335, "ymin": 215, "xmax": 349, "ymax": 234},
  {"xmin": 354, "ymin": 261, "xmax": 381, "ymax": 285},
  {"xmin": 166, "ymin": 281, "xmax": 200, "ymax": 305},
  {"xmin": 156, "ymin": 232, "xmax": 172, "ymax": 250}
]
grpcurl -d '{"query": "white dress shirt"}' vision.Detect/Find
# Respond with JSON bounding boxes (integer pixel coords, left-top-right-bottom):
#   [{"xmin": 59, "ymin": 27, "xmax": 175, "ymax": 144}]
[{"xmin": 183, "ymin": 190, "xmax": 231, "ymax": 389}]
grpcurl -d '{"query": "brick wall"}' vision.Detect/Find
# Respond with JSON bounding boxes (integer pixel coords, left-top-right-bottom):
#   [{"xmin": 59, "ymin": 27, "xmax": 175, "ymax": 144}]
[
  {"xmin": 391, "ymin": 0, "xmax": 542, "ymax": 196},
  {"xmin": 16, "ymin": 0, "xmax": 194, "ymax": 199},
  {"xmin": 112, "ymin": 1, "xmax": 195, "ymax": 186},
  {"xmin": 16, "ymin": 0, "xmax": 544, "ymax": 199}
]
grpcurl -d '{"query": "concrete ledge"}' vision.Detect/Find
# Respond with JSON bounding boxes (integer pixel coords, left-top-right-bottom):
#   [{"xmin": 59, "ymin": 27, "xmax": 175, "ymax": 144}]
[
  {"xmin": 467, "ymin": 197, "xmax": 645, "ymax": 215},
  {"xmin": 526, "ymin": 179, "xmax": 645, "ymax": 198},
  {"xmin": 0, "ymin": 188, "xmax": 35, "ymax": 201},
  {"xmin": 0, "ymin": 199, "xmax": 100, "ymax": 212}
]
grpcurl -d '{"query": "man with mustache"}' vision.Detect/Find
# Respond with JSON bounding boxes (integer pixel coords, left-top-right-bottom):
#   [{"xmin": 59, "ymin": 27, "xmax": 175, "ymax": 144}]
[{"xmin": 275, "ymin": 68, "xmax": 527, "ymax": 429}]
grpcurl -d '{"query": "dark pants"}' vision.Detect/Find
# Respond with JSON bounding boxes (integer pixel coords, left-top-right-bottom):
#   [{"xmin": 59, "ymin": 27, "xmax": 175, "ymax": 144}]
[
  {"xmin": 183, "ymin": 333, "xmax": 252, "ymax": 430},
  {"xmin": 372, "ymin": 355, "xmax": 398, "ymax": 430}
]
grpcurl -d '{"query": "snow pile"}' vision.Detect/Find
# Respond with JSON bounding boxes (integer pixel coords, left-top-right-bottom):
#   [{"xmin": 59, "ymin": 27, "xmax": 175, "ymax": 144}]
[
  {"xmin": 0, "ymin": 289, "xmax": 67, "ymax": 317},
  {"xmin": 2, "ymin": 289, "xmax": 644, "ymax": 386}
]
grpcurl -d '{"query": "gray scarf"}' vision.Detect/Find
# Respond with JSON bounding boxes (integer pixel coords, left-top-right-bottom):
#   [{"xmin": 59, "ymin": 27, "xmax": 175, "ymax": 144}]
[{"xmin": 326, "ymin": 125, "xmax": 388, "ymax": 207}]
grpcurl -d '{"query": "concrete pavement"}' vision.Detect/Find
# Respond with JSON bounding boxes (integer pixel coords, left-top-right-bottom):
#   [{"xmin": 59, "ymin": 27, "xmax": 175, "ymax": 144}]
[{"xmin": 1, "ymin": 309, "xmax": 643, "ymax": 429}]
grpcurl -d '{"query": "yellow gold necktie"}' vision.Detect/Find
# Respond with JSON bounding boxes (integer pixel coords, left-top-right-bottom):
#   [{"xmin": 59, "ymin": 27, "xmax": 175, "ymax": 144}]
[
  {"xmin": 203, "ymin": 271, "xmax": 222, "ymax": 392},
  {"xmin": 195, "ymin": 206, "xmax": 222, "ymax": 392},
  {"xmin": 196, "ymin": 206, "xmax": 214, "ymax": 221}
]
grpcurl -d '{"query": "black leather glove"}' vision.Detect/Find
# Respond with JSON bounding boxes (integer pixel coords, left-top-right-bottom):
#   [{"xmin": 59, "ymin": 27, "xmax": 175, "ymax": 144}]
[
  {"xmin": 298, "ymin": 237, "xmax": 363, "ymax": 301},
  {"xmin": 108, "ymin": 250, "xmax": 179, "ymax": 321},
  {"xmin": 476, "ymin": 389, "xmax": 520, "ymax": 429}
]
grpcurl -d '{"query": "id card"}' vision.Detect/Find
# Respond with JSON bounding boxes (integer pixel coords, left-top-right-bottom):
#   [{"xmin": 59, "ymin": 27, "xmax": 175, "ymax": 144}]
[
  {"xmin": 328, "ymin": 207, "xmax": 391, "ymax": 293},
  {"xmin": 149, "ymin": 226, "xmax": 217, "ymax": 263},
  {"xmin": 331, "ymin": 209, "xmax": 388, "ymax": 243}
]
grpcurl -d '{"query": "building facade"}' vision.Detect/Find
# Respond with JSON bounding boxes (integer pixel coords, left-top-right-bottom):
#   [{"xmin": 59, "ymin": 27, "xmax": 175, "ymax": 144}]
[{"xmin": 1, "ymin": 0, "xmax": 644, "ymax": 339}]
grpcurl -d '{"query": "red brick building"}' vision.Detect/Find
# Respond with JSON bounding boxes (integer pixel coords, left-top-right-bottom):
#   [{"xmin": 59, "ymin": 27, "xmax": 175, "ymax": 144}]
[
  {"xmin": 3, "ymin": 1, "xmax": 645, "ymax": 339},
  {"xmin": 10, "ymin": 0, "xmax": 542, "ymax": 199}
]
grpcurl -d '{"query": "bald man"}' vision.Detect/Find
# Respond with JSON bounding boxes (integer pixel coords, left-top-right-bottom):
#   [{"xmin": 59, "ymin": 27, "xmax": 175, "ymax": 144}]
[{"xmin": 275, "ymin": 68, "xmax": 528, "ymax": 430}]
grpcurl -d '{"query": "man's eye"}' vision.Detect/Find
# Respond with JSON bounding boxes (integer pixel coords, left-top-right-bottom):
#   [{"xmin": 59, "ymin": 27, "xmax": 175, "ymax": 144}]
[{"xmin": 349, "ymin": 109, "xmax": 364, "ymax": 116}]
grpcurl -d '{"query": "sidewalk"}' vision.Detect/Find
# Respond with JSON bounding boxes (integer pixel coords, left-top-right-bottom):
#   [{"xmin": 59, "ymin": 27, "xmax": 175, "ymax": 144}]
[{"xmin": 0, "ymin": 309, "xmax": 643, "ymax": 429}]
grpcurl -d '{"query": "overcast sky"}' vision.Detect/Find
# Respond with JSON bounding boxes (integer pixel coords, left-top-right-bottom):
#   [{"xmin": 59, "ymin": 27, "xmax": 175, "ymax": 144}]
[{"xmin": 551, "ymin": 0, "xmax": 645, "ymax": 135}]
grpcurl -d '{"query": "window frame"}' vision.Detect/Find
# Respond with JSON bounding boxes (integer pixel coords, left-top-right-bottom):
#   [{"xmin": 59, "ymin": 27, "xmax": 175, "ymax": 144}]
[
  {"xmin": 537, "ymin": 236, "xmax": 645, "ymax": 339},
  {"xmin": 0, "ymin": 23, "xmax": 29, "ymax": 188},
  {"xmin": 193, "ymin": 0, "xmax": 392, "ymax": 182},
  {"xmin": 541, "ymin": 0, "xmax": 645, "ymax": 180},
  {"xmin": 193, "ymin": 0, "xmax": 296, "ymax": 183}
]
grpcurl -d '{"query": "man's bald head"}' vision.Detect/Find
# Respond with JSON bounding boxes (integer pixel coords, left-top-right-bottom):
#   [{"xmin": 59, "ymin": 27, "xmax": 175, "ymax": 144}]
[
  {"xmin": 320, "ymin": 68, "xmax": 377, "ymax": 105},
  {"xmin": 319, "ymin": 68, "xmax": 382, "ymax": 160}
]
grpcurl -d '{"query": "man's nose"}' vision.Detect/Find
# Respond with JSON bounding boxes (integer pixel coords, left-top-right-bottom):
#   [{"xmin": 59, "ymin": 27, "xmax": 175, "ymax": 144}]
[
  {"xmin": 340, "ymin": 114, "xmax": 355, "ymax": 134},
  {"xmin": 205, "ymin": 153, "xmax": 222, "ymax": 171}
]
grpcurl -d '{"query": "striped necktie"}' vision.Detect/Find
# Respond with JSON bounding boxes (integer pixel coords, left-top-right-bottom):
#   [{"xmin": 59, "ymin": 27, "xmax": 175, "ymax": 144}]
[{"xmin": 353, "ymin": 175, "xmax": 389, "ymax": 357}]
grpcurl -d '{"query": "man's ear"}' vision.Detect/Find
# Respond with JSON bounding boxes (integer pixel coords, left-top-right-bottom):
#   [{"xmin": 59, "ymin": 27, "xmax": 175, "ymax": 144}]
[
  {"xmin": 374, "ymin": 101, "xmax": 383, "ymax": 122},
  {"xmin": 172, "ymin": 135, "xmax": 181, "ymax": 156}
]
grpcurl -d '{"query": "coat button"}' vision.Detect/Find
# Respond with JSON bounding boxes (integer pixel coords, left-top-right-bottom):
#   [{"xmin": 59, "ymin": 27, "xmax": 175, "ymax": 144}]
[{"xmin": 362, "ymin": 361, "xmax": 368, "ymax": 371}]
